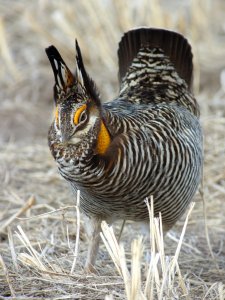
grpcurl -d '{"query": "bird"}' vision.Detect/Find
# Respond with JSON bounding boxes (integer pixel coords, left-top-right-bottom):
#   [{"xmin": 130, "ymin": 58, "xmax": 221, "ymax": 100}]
[{"xmin": 45, "ymin": 28, "xmax": 203, "ymax": 273}]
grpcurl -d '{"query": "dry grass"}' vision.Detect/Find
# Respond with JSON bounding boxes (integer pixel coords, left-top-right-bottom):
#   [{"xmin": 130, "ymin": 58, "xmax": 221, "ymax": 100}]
[
  {"xmin": 0, "ymin": 0, "xmax": 225, "ymax": 299},
  {"xmin": 101, "ymin": 200, "xmax": 196, "ymax": 299}
]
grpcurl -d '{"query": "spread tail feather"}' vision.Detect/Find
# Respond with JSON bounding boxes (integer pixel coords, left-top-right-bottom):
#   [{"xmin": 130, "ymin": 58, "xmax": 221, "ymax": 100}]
[{"xmin": 118, "ymin": 27, "xmax": 193, "ymax": 91}]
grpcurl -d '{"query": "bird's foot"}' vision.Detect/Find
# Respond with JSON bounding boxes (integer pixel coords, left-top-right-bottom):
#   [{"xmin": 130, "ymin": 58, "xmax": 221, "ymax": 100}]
[{"xmin": 84, "ymin": 263, "xmax": 97, "ymax": 275}]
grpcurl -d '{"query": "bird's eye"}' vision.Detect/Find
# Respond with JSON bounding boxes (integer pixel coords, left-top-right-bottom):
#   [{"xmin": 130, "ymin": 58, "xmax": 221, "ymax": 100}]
[
  {"xmin": 78, "ymin": 110, "xmax": 87, "ymax": 123},
  {"xmin": 73, "ymin": 104, "xmax": 87, "ymax": 125}
]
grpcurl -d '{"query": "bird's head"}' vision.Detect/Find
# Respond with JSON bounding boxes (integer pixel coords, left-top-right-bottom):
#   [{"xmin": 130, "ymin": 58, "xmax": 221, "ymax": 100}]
[{"xmin": 46, "ymin": 41, "xmax": 110, "ymax": 155}]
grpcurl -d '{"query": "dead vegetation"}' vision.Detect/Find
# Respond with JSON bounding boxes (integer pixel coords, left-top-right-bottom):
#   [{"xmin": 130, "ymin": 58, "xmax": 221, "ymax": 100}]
[{"xmin": 0, "ymin": 0, "xmax": 225, "ymax": 299}]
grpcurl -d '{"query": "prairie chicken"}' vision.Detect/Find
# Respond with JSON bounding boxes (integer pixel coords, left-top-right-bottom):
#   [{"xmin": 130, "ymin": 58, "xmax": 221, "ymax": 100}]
[{"xmin": 46, "ymin": 28, "xmax": 203, "ymax": 273}]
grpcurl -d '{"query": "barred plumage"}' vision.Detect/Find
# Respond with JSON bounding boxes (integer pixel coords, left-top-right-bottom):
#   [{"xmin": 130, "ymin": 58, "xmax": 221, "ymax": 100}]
[{"xmin": 46, "ymin": 28, "xmax": 203, "ymax": 273}]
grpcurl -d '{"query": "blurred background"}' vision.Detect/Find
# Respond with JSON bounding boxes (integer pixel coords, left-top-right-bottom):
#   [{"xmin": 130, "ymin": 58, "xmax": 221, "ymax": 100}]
[{"xmin": 0, "ymin": 0, "xmax": 225, "ymax": 145}]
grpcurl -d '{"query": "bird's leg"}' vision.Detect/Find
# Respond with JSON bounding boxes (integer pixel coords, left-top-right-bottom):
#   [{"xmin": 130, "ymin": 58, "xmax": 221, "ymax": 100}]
[
  {"xmin": 118, "ymin": 219, "xmax": 126, "ymax": 242},
  {"xmin": 84, "ymin": 216, "xmax": 102, "ymax": 274}
]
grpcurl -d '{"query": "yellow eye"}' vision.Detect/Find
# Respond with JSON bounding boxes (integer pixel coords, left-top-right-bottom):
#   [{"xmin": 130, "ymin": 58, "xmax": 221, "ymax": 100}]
[
  {"xmin": 55, "ymin": 106, "xmax": 59, "ymax": 124},
  {"xmin": 74, "ymin": 104, "xmax": 87, "ymax": 125}
]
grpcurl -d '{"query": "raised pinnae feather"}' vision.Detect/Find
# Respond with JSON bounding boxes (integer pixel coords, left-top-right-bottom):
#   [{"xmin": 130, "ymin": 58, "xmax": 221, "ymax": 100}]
[
  {"xmin": 118, "ymin": 27, "xmax": 193, "ymax": 91},
  {"xmin": 45, "ymin": 45, "xmax": 74, "ymax": 101},
  {"xmin": 46, "ymin": 42, "xmax": 101, "ymax": 106},
  {"xmin": 75, "ymin": 40, "xmax": 101, "ymax": 107}
]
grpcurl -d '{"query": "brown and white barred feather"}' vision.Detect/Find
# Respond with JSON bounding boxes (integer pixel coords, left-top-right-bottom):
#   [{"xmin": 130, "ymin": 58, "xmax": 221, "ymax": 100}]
[{"xmin": 46, "ymin": 28, "xmax": 203, "ymax": 273}]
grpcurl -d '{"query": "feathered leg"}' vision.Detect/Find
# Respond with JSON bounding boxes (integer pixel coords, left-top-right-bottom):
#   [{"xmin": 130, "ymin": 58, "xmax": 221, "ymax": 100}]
[{"xmin": 84, "ymin": 216, "xmax": 102, "ymax": 273}]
